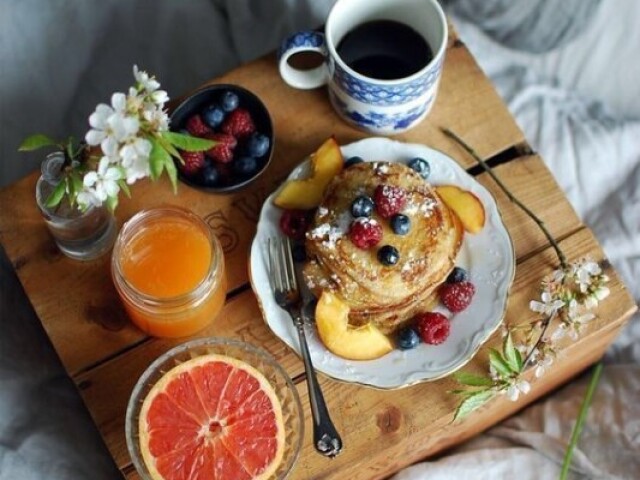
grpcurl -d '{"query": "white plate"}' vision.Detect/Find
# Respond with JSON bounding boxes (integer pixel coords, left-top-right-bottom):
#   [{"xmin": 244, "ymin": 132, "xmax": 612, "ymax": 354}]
[{"xmin": 249, "ymin": 137, "xmax": 515, "ymax": 389}]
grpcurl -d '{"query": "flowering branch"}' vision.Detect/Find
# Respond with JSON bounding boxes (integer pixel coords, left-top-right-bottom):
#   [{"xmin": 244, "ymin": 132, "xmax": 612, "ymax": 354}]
[
  {"xmin": 20, "ymin": 66, "xmax": 215, "ymax": 212},
  {"xmin": 442, "ymin": 128, "xmax": 610, "ymax": 420}
]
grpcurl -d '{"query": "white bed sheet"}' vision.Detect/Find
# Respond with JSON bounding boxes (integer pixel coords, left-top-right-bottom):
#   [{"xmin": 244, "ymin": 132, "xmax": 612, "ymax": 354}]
[{"xmin": 0, "ymin": 1, "xmax": 638, "ymax": 479}]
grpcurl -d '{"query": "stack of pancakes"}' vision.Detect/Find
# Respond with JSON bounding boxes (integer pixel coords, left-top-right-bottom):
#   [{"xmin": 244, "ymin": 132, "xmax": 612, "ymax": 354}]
[{"xmin": 303, "ymin": 161, "xmax": 463, "ymax": 334}]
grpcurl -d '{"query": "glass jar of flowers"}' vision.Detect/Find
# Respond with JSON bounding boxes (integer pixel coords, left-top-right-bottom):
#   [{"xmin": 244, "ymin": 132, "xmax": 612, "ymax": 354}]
[{"xmin": 20, "ymin": 66, "xmax": 213, "ymax": 261}]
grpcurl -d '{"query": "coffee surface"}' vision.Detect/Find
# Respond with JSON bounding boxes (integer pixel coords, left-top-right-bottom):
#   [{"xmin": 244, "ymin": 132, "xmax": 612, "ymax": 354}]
[{"xmin": 337, "ymin": 20, "xmax": 433, "ymax": 80}]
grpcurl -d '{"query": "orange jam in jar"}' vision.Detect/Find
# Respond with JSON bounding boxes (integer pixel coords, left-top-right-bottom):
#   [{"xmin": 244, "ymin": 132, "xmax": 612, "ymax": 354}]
[{"xmin": 112, "ymin": 207, "xmax": 227, "ymax": 337}]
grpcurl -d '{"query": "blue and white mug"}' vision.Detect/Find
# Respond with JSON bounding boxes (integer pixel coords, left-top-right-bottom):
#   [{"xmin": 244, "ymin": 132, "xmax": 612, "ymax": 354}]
[{"xmin": 278, "ymin": 0, "xmax": 448, "ymax": 135}]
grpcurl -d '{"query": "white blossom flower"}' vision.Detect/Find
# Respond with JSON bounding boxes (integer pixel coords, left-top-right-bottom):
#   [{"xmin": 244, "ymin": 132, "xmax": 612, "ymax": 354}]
[
  {"xmin": 76, "ymin": 189, "xmax": 101, "ymax": 209},
  {"xmin": 133, "ymin": 65, "xmax": 160, "ymax": 93},
  {"xmin": 150, "ymin": 89, "xmax": 169, "ymax": 106},
  {"xmin": 584, "ymin": 295, "xmax": 598, "ymax": 309},
  {"xmin": 82, "ymin": 157, "xmax": 122, "ymax": 202},
  {"xmin": 550, "ymin": 268, "xmax": 566, "ymax": 283},
  {"xmin": 85, "ymin": 97, "xmax": 139, "ymax": 156},
  {"xmin": 506, "ymin": 379, "xmax": 531, "ymax": 401},
  {"xmin": 595, "ymin": 286, "xmax": 610, "ymax": 301},
  {"xmin": 551, "ymin": 323, "xmax": 568, "ymax": 341},
  {"xmin": 120, "ymin": 137, "xmax": 152, "ymax": 184},
  {"xmin": 569, "ymin": 311, "xmax": 596, "ymax": 340},
  {"xmin": 142, "ymin": 103, "xmax": 169, "ymax": 131},
  {"xmin": 535, "ymin": 355, "xmax": 554, "ymax": 378},
  {"xmin": 529, "ymin": 291, "xmax": 565, "ymax": 316},
  {"xmin": 570, "ymin": 311, "xmax": 595, "ymax": 325},
  {"xmin": 126, "ymin": 87, "xmax": 145, "ymax": 113},
  {"xmin": 572, "ymin": 260, "xmax": 601, "ymax": 293}
]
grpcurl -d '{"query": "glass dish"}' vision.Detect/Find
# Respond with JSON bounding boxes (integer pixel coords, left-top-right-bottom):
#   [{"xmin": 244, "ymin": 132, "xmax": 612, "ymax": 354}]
[{"xmin": 126, "ymin": 337, "xmax": 304, "ymax": 479}]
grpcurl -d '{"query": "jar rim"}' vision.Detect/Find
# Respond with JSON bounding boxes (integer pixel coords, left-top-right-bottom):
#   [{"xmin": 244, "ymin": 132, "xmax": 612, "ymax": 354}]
[{"xmin": 111, "ymin": 206, "xmax": 223, "ymax": 310}]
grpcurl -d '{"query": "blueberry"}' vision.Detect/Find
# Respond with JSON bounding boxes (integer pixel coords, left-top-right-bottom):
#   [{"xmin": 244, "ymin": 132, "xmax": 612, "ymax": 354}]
[
  {"xmin": 351, "ymin": 195, "xmax": 374, "ymax": 218},
  {"xmin": 390, "ymin": 214, "xmax": 411, "ymax": 235},
  {"xmin": 446, "ymin": 266, "xmax": 468, "ymax": 284},
  {"xmin": 233, "ymin": 156, "xmax": 258, "ymax": 176},
  {"xmin": 245, "ymin": 133, "xmax": 270, "ymax": 158},
  {"xmin": 407, "ymin": 157, "xmax": 431, "ymax": 179},
  {"xmin": 345, "ymin": 156, "xmax": 364, "ymax": 168},
  {"xmin": 202, "ymin": 104, "xmax": 225, "ymax": 128},
  {"xmin": 377, "ymin": 245, "xmax": 399, "ymax": 266},
  {"xmin": 220, "ymin": 91, "xmax": 239, "ymax": 112},
  {"xmin": 201, "ymin": 162, "xmax": 220, "ymax": 186},
  {"xmin": 397, "ymin": 327, "xmax": 420, "ymax": 350},
  {"xmin": 292, "ymin": 244, "xmax": 307, "ymax": 262}
]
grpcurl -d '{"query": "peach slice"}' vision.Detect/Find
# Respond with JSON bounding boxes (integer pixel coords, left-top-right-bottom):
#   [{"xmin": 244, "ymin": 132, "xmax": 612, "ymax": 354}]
[
  {"xmin": 315, "ymin": 291, "xmax": 393, "ymax": 361},
  {"xmin": 435, "ymin": 185, "xmax": 486, "ymax": 233},
  {"xmin": 273, "ymin": 137, "xmax": 343, "ymax": 210}
]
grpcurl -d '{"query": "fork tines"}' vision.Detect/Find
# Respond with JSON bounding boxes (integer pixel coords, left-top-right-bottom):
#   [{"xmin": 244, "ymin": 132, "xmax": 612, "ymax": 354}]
[{"xmin": 268, "ymin": 236, "xmax": 298, "ymax": 294}]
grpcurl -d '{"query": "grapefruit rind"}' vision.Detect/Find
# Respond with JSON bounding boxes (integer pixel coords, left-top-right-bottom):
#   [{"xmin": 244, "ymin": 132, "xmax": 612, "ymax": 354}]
[{"xmin": 139, "ymin": 353, "xmax": 285, "ymax": 480}]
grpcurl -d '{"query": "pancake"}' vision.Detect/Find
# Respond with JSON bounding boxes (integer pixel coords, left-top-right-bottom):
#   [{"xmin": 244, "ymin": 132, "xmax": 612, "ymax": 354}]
[{"xmin": 303, "ymin": 161, "xmax": 463, "ymax": 334}]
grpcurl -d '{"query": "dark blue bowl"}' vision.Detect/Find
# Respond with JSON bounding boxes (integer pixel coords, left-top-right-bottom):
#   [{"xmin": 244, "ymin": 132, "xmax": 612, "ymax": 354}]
[{"xmin": 169, "ymin": 84, "xmax": 274, "ymax": 193}]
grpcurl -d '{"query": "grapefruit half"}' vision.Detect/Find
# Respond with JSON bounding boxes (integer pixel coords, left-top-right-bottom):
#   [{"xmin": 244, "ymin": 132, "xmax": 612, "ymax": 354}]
[{"xmin": 139, "ymin": 354, "xmax": 285, "ymax": 480}]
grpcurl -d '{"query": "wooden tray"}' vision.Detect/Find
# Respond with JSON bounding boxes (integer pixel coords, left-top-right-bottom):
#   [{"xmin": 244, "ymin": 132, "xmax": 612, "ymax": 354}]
[{"xmin": 0, "ymin": 26, "xmax": 636, "ymax": 480}]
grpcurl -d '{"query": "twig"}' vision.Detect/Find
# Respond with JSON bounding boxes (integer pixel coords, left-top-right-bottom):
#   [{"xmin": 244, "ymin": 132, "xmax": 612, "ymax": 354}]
[
  {"xmin": 559, "ymin": 362, "xmax": 603, "ymax": 480},
  {"xmin": 441, "ymin": 127, "xmax": 568, "ymax": 269},
  {"xmin": 522, "ymin": 313, "xmax": 554, "ymax": 368}
]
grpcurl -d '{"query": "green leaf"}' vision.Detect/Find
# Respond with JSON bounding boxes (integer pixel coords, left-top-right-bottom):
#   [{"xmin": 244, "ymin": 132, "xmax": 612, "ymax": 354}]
[
  {"xmin": 161, "ymin": 131, "xmax": 215, "ymax": 152},
  {"xmin": 106, "ymin": 195, "xmax": 118, "ymax": 212},
  {"xmin": 65, "ymin": 137, "xmax": 75, "ymax": 161},
  {"xmin": 489, "ymin": 348, "xmax": 515, "ymax": 378},
  {"xmin": 163, "ymin": 154, "xmax": 178, "ymax": 194},
  {"xmin": 118, "ymin": 179, "xmax": 131, "ymax": 198},
  {"xmin": 18, "ymin": 134, "xmax": 57, "ymax": 152},
  {"xmin": 69, "ymin": 171, "xmax": 83, "ymax": 195},
  {"xmin": 559, "ymin": 362, "xmax": 603, "ymax": 480},
  {"xmin": 448, "ymin": 389, "xmax": 472, "ymax": 395},
  {"xmin": 45, "ymin": 180, "xmax": 66, "ymax": 208},
  {"xmin": 454, "ymin": 371, "xmax": 494, "ymax": 387},
  {"xmin": 149, "ymin": 138, "xmax": 168, "ymax": 181},
  {"xmin": 454, "ymin": 389, "xmax": 494, "ymax": 421},
  {"xmin": 503, "ymin": 333, "xmax": 524, "ymax": 373},
  {"xmin": 448, "ymin": 387, "xmax": 489, "ymax": 397},
  {"xmin": 156, "ymin": 134, "xmax": 182, "ymax": 160}
]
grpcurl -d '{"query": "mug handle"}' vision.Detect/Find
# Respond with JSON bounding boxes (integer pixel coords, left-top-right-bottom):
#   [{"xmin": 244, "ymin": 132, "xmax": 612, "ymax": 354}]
[{"xmin": 278, "ymin": 31, "xmax": 328, "ymax": 89}]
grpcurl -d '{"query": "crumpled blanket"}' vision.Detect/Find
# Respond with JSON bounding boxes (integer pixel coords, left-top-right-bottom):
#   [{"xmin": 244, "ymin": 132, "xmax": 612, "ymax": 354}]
[
  {"xmin": 391, "ymin": 1, "xmax": 640, "ymax": 478},
  {"xmin": 0, "ymin": 1, "xmax": 638, "ymax": 479}
]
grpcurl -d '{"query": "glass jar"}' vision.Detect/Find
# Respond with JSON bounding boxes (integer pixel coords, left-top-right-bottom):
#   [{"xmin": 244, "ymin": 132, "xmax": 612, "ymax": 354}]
[
  {"xmin": 35, "ymin": 152, "xmax": 117, "ymax": 261},
  {"xmin": 111, "ymin": 206, "xmax": 227, "ymax": 337}
]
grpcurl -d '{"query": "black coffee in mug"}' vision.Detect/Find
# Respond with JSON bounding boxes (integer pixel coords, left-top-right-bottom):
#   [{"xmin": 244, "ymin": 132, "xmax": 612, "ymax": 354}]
[{"xmin": 336, "ymin": 20, "xmax": 433, "ymax": 80}]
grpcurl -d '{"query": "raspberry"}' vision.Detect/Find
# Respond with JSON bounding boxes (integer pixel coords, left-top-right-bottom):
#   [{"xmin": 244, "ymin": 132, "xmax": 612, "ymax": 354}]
[
  {"xmin": 205, "ymin": 133, "xmax": 237, "ymax": 164},
  {"xmin": 415, "ymin": 312, "xmax": 450, "ymax": 345},
  {"xmin": 349, "ymin": 217, "xmax": 383, "ymax": 249},
  {"xmin": 185, "ymin": 115, "xmax": 211, "ymax": 137},
  {"xmin": 178, "ymin": 150, "xmax": 205, "ymax": 176},
  {"xmin": 374, "ymin": 184, "xmax": 407, "ymax": 219},
  {"xmin": 221, "ymin": 108, "xmax": 255, "ymax": 139},
  {"xmin": 439, "ymin": 281, "xmax": 476, "ymax": 312},
  {"xmin": 280, "ymin": 210, "xmax": 312, "ymax": 241}
]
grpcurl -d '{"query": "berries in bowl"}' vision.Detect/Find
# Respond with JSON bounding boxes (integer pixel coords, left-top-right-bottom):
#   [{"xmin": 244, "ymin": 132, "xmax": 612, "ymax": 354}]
[{"xmin": 170, "ymin": 84, "xmax": 274, "ymax": 193}]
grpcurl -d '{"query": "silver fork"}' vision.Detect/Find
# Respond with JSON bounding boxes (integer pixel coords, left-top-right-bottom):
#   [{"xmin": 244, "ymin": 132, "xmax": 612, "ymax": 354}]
[{"xmin": 268, "ymin": 236, "xmax": 343, "ymax": 458}]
